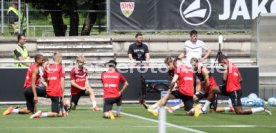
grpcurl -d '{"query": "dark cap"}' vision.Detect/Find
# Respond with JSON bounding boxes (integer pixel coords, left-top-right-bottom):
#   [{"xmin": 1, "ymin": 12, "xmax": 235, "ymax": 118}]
[{"xmin": 105, "ymin": 60, "xmax": 117, "ymax": 68}]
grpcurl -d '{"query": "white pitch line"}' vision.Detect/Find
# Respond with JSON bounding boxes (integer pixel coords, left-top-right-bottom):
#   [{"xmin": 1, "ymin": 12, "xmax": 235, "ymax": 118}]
[
  {"xmin": 133, "ymin": 125, "xmax": 276, "ymax": 128},
  {"xmin": 120, "ymin": 112, "xmax": 206, "ymax": 133}
]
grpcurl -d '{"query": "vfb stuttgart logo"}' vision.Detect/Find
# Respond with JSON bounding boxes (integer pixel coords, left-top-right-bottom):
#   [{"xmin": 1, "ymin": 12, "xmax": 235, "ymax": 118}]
[
  {"xmin": 180, "ymin": 0, "xmax": 211, "ymax": 26},
  {"xmin": 120, "ymin": 2, "xmax": 135, "ymax": 18}
]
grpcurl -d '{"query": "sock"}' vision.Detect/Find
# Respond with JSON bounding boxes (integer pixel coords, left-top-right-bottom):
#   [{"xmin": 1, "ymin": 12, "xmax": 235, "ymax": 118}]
[
  {"xmin": 224, "ymin": 107, "xmax": 234, "ymax": 112},
  {"xmin": 92, "ymin": 101, "xmax": 97, "ymax": 108},
  {"xmin": 150, "ymin": 103, "xmax": 158, "ymax": 110},
  {"xmin": 190, "ymin": 108, "xmax": 195, "ymax": 113},
  {"xmin": 154, "ymin": 106, "xmax": 160, "ymax": 112},
  {"xmin": 172, "ymin": 105, "xmax": 181, "ymax": 110},
  {"xmin": 251, "ymin": 107, "xmax": 264, "ymax": 113},
  {"xmin": 202, "ymin": 100, "xmax": 211, "ymax": 112},
  {"xmin": 12, "ymin": 109, "xmax": 19, "ymax": 114},
  {"xmin": 40, "ymin": 112, "xmax": 48, "ymax": 118},
  {"xmin": 116, "ymin": 106, "xmax": 122, "ymax": 114}
]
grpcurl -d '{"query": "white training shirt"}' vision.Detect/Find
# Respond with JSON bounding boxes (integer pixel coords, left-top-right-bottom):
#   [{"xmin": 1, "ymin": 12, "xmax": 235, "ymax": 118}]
[{"xmin": 183, "ymin": 40, "xmax": 208, "ymax": 66}]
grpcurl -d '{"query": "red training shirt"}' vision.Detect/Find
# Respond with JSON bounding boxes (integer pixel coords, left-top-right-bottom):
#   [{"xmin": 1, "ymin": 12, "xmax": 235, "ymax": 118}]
[
  {"xmin": 70, "ymin": 67, "xmax": 88, "ymax": 94},
  {"xmin": 101, "ymin": 70, "xmax": 126, "ymax": 98},
  {"xmin": 175, "ymin": 64, "xmax": 194, "ymax": 96},
  {"xmin": 24, "ymin": 64, "xmax": 40, "ymax": 89},
  {"xmin": 226, "ymin": 61, "xmax": 241, "ymax": 93},
  {"xmin": 43, "ymin": 64, "xmax": 65, "ymax": 97}
]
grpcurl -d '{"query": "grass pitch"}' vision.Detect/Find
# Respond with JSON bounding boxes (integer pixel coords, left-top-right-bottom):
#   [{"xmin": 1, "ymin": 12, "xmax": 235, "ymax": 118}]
[{"xmin": 1, "ymin": 104, "xmax": 275, "ymax": 133}]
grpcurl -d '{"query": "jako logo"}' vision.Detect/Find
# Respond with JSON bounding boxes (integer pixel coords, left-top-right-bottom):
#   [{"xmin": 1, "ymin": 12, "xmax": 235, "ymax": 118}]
[{"xmin": 180, "ymin": 0, "xmax": 211, "ymax": 26}]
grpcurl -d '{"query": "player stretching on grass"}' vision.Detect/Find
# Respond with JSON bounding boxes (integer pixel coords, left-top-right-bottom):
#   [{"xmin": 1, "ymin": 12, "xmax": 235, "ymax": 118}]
[
  {"xmin": 190, "ymin": 57, "xmax": 220, "ymax": 113},
  {"xmin": 147, "ymin": 58, "xmax": 201, "ymax": 117},
  {"xmin": 101, "ymin": 60, "xmax": 128, "ymax": 119},
  {"xmin": 30, "ymin": 52, "xmax": 66, "ymax": 118},
  {"xmin": 146, "ymin": 57, "xmax": 187, "ymax": 113},
  {"xmin": 3, "ymin": 54, "xmax": 46, "ymax": 115},
  {"xmin": 214, "ymin": 54, "xmax": 272, "ymax": 115},
  {"xmin": 69, "ymin": 55, "xmax": 100, "ymax": 111}
]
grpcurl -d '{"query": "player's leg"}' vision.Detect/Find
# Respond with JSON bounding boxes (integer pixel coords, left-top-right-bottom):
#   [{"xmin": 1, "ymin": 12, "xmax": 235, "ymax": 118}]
[
  {"xmin": 230, "ymin": 90, "xmax": 271, "ymax": 115},
  {"xmin": 24, "ymin": 88, "xmax": 35, "ymax": 113},
  {"xmin": 147, "ymin": 90, "xmax": 177, "ymax": 116},
  {"xmin": 70, "ymin": 91, "xmax": 82, "ymax": 110},
  {"xmin": 182, "ymin": 95, "xmax": 198, "ymax": 117},
  {"xmin": 149, "ymin": 89, "xmax": 175, "ymax": 110},
  {"xmin": 2, "ymin": 89, "xmax": 33, "ymax": 115},
  {"xmin": 103, "ymin": 98, "xmax": 115, "ymax": 119},
  {"xmin": 85, "ymin": 87, "xmax": 100, "ymax": 111},
  {"xmin": 115, "ymin": 96, "xmax": 122, "ymax": 118},
  {"xmin": 201, "ymin": 86, "xmax": 220, "ymax": 113},
  {"xmin": 166, "ymin": 102, "xmax": 184, "ymax": 113},
  {"xmin": 30, "ymin": 97, "xmax": 63, "ymax": 118}
]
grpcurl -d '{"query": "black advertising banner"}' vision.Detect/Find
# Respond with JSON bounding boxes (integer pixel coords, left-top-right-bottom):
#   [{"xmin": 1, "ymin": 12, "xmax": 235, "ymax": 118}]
[
  {"xmin": 120, "ymin": 67, "xmax": 258, "ymax": 101},
  {"xmin": 110, "ymin": 0, "xmax": 276, "ymax": 31}
]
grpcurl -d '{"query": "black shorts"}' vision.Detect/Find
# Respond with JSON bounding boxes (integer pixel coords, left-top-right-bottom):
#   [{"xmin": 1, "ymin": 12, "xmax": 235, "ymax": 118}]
[
  {"xmin": 103, "ymin": 96, "xmax": 122, "ymax": 112},
  {"xmin": 24, "ymin": 86, "xmax": 47, "ymax": 113},
  {"xmin": 219, "ymin": 84, "xmax": 242, "ymax": 106},
  {"xmin": 219, "ymin": 84, "xmax": 229, "ymax": 96},
  {"xmin": 228, "ymin": 90, "xmax": 242, "ymax": 107},
  {"xmin": 171, "ymin": 91, "xmax": 193, "ymax": 111},
  {"xmin": 71, "ymin": 90, "xmax": 88, "ymax": 105},
  {"xmin": 49, "ymin": 96, "xmax": 63, "ymax": 113}
]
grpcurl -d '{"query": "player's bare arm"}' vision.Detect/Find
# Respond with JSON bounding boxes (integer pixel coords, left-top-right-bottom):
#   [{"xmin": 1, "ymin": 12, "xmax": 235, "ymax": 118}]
[
  {"xmin": 203, "ymin": 48, "xmax": 211, "ymax": 60},
  {"xmin": 202, "ymin": 68, "xmax": 210, "ymax": 93},
  {"xmin": 120, "ymin": 81, "xmax": 129, "ymax": 94},
  {"xmin": 222, "ymin": 65, "xmax": 228, "ymax": 81},
  {"xmin": 169, "ymin": 74, "xmax": 179, "ymax": 91},
  {"xmin": 31, "ymin": 68, "xmax": 38, "ymax": 104},
  {"xmin": 61, "ymin": 77, "xmax": 65, "ymax": 99},
  {"xmin": 238, "ymin": 70, "xmax": 243, "ymax": 83},
  {"xmin": 71, "ymin": 80, "xmax": 85, "ymax": 90}
]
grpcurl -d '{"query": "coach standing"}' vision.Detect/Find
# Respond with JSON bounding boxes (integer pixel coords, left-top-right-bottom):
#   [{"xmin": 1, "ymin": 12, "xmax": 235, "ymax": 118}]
[
  {"xmin": 178, "ymin": 30, "xmax": 211, "ymax": 66},
  {"xmin": 128, "ymin": 33, "xmax": 150, "ymax": 61}
]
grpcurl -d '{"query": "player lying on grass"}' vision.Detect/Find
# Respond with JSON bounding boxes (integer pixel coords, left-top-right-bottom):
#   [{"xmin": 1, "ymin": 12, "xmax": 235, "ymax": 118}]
[
  {"xmin": 30, "ymin": 52, "xmax": 67, "ymax": 118},
  {"xmin": 3, "ymin": 54, "xmax": 47, "ymax": 115},
  {"xmin": 101, "ymin": 60, "xmax": 128, "ymax": 119},
  {"xmin": 69, "ymin": 55, "xmax": 100, "ymax": 111},
  {"xmin": 147, "ymin": 58, "xmax": 201, "ymax": 117},
  {"xmin": 213, "ymin": 54, "xmax": 272, "ymax": 115}
]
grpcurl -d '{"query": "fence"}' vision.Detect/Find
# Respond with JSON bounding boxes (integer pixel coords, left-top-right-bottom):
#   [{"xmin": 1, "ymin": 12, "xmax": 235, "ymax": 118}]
[{"xmin": 0, "ymin": 0, "xmax": 107, "ymax": 37}]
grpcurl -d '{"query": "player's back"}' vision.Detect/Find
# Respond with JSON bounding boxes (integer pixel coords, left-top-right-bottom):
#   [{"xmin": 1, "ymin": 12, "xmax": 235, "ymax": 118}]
[
  {"xmin": 44, "ymin": 64, "xmax": 65, "ymax": 96},
  {"xmin": 226, "ymin": 61, "xmax": 241, "ymax": 93},
  {"xmin": 176, "ymin": 65, "xmax": 194, "ymax": 96},
  {"xmin": 101, "ymin": 71, "xmax": 125, "ymax": 98}
]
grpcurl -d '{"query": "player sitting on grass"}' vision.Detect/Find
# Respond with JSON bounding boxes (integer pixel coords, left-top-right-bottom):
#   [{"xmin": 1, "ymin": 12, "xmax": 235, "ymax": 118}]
[
  {"xmin": 3, "ymin": 54, "xmax": 46, "ymax": 115},
  {"xmin": 69, "ymin": 55, "xmax": 100, "ymax": 111},
  {"xmin": 147, "ymin": 58, "xmax": 201, "ymax": 117},
  {"xmin": 101, "ymin": 60, "xmax": 128, "ymax": 119},
  {"xmin": 213, "ymin": 54, "xmax": 272, "ymax": 115},
  {"xmin": 30, "ymin": 52, "xmax": 67, "ymax": 118}
]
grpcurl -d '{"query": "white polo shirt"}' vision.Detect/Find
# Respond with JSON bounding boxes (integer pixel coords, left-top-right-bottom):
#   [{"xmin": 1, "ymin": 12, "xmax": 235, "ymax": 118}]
[{"xmin": 183, "ymin": 40, "xmax": 208, "ymax": 66}]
